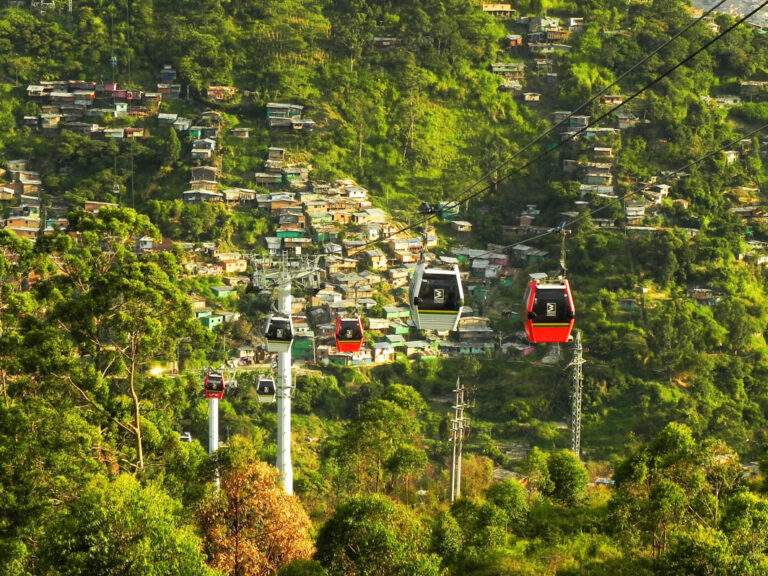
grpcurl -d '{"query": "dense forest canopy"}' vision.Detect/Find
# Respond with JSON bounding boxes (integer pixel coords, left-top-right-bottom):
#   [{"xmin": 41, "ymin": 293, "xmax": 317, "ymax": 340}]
[{"xmin": 3, "ymin": 0, "xmax": 768, "ymax": 574}]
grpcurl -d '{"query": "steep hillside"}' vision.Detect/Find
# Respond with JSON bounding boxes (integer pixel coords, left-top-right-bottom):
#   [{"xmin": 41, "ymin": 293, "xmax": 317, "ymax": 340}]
[{"xmin": 3, "ymin": 0, "xmax": 768, "ymax": 575}]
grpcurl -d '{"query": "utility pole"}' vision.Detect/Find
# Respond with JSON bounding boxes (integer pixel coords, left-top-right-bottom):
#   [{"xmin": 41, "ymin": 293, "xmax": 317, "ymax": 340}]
[
  {"xmin": 249, "ymin": 253, "xmax": 323, "ymax": 495},
  {"xmin": 569, "ymin": 330, "xmax": 584, "ymax": 457},
  {"xmin": 450, "ymin": 377, "xmax": 468, "ymax": 502}
]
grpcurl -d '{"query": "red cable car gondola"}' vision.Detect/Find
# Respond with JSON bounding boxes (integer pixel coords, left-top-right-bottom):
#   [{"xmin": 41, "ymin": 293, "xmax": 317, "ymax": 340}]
[
  {"xmin": 522, "ymin": 277, "xmax": 576, "ymax": 344},
  {"xmin": 203, "ymin": 370, "xmax": 226, "ymax": 399},
  {"xmin": 335, "ymin": 315, "xmax": 364, "ymax": 353}
]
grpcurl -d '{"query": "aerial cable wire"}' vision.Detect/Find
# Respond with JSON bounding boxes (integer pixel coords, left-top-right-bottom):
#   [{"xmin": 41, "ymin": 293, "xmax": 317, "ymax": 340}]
[
  {"xmin": 356, "ymin": 1, "xmax": 768, "ymax": 252},
  {"xmin": 454, "ymin": 0, "xmax": 730, "ymax": 203},
  {"xmin": 442, "ymin": 0, "xmax": 768, "ymax": 212},
  {"xmin": 472, "ymin": 121, "xmax": 768, "ymax": 259}
]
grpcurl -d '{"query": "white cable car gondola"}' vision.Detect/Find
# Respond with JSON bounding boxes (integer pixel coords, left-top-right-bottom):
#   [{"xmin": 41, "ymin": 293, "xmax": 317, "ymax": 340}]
[
  {"xmin": 264, "ymin": 313, "xmax": 293, "ymax": 353},
  {"xmin": 409, "ymin": 262, "xmax": 465, "ymax": 332},
  {"xmin": 256, "ymin": 377, "xmax": 276, "ymax": 404}
]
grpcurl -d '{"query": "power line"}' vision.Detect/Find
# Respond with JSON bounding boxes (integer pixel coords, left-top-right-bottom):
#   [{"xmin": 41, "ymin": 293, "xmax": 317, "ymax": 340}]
[
  {"xmin": 454, "ymin": 0, "xmax": 730, "ymax": 203},
  {"xmin": 471, "ymin": 121, "xmax": 768, "ymax": 260},
  {"xmin": 444, "ymin": 0, "xmax": 768, "ymax": 213},
  {"xmin": 358, "ymin": 1, "xmax": 768, "ymax": 252}
]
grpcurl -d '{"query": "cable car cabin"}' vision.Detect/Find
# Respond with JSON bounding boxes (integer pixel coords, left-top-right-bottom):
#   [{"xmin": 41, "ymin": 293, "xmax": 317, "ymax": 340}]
[
  {"xmin": 335, "ymin": 316, "xmax": 364, "ymax": 353},
  {"xmin": 522, "ymin": 279, "xmax": 576, "ymax": 344},
  {"xmin": 264, "ymin": 314, "xmax": 293, "ymax": 353},
  {"xmin": 410, "ymin": 263, "xmax": 465, "ymax": 332},
  {"xmin": 203, "ymin": 370, "xmax": 226, "ymax": 399},
  {"xmin": 256, "ymin": 377, "xmax": 276, "ymax": 404}
]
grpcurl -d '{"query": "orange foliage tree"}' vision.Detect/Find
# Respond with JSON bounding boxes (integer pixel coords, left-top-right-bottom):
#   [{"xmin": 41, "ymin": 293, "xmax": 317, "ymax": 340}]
[{"xmin": 199, "ymin": 461, "xmax": 314, "ymax": 576}]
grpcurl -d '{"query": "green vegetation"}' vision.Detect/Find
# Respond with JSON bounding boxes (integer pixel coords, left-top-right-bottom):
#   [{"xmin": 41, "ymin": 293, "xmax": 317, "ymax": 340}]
[{"xmin": 3, "ymin": 0, "xmax": 768, "ymax": 574}]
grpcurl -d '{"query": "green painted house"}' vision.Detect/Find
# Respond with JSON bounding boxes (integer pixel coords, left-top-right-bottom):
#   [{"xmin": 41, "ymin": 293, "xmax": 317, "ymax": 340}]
[
  {"xmin": 212, "ymin": 286, "xmax": 235, "ymax": 298},
  {"xmin": 200, "ymin": 314, "xmax": 224, "ymax": 330},
  {"xmin": 389, "ymin": 321, "xmax": 410, "ymax": 336},
  {"xmin": 293, "ymin": 335, "xmax": 315, "ymax": 362},
  {"xmin": 276, "ymin": 229, "xmax": 306, "ymax": 239},
  {"xmin": 314, "ymin": 229, "xmax": 339, "ymax": 242},
  {"xmin": 385, "ymin": 334, "xmax": 406, "ymax": 347},
  {"xmin": 383, "ymin": 306, "xmax": 410, "ymax": 320}
]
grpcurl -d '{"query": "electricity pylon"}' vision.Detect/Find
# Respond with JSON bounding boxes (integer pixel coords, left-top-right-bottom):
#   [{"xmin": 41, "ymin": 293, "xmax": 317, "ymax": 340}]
[
  {"xmin": 450, "ymin": 377, "xmax": 468, "ymax": 502},
  {"xmin": 569, "ymin": 331, "xmax": 585, "ymax": 457}
]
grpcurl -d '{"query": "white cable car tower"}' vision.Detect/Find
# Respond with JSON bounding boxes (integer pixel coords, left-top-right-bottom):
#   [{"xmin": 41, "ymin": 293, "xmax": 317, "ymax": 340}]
[{"xmin": 249, "ymin": 253, "xmax": 323, "ymax": 495}]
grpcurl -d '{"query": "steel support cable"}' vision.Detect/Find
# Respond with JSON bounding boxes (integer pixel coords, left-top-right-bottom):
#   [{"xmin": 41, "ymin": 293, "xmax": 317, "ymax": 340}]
[
  {"xmin": 452, "ymin": 0, "xmax": 730, "ymax": 202},
  {"xmin": 357, "ymin": 2, "xmax": 768, "ymax": 252},
  {"xmin": 476, "ymin": 121, "xmax": 768, "ymax": 258}
]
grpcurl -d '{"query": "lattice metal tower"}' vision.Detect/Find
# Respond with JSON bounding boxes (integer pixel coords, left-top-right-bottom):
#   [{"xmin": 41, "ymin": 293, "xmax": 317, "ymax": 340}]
[
  {"xmin": 450, "ymin": 377, "xmax": 468, "ymax": 502},
  {"xmin": 569, "ymin": 330, "xmax": 585, "ymax": 457}
]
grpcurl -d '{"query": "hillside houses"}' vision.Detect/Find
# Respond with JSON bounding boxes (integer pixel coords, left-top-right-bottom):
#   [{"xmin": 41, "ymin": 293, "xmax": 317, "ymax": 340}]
[
  {"xmin": 24, "ymin": 80, "xmax": 161, "ymax": 134},
  {"xmin": 191, "ymin": 138, "xmax": 216, "ymax": 161},
  {"xmin": 482, "ymin": 3, "xmax": 516, "ymax": 18},
  {"xmin": 266, "ymin": 102, "xmax": 316, "ymax": 132},
  {"xmin": 21, "ymin": 75, "xmax": 228, "ymax": 146},
  {"xmin": 182, "ymin": 163, "xmax": 257, "ymax": 206},
  {"xmin": 0, "ymin": 160, "xmax": 69, "ymax": 239},
  {"xmin": 239, "ymin": 161, "xmax": 506, "ymax": 363}
]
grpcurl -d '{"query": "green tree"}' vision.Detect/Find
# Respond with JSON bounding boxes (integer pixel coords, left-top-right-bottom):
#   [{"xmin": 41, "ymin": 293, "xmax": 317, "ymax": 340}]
[
  {"xmin": 332, "ymin": 385, "xmax": 426, "ymax": 493},
  {"xmin": 485, "ymin": 479, "xmax": 530, "ymax": 532},
  {"xmin": 53, "ymin": 207, "xmax": 206, "ymax": 470},
  {"xmin": 316, "ymin": 495, "xmax": 440, "ymax": 576},
  {"xmin": 166, "ymin": 127, "xmax": 181, "ymax": 166},
  {"xmin": 39, "ymin": 474, "xmax": 213, "ymax": 576},
  {"xmin": 721, "ymin": 492, "xmax": 768, "ymax": 564},
  {"xmin": 659, "ymin": 529, "xmax": 734, "ymax": 576},
  {"xmin": 611, "ymin": 424, "xmax": 747, "ymax": 558},
  {"xmin": 431, "ymin": 511, "xmax": 463, "ymax": 563},
  {"xmin": 547, "ymin": 450, "xmax": 589, "ymax": 506}
]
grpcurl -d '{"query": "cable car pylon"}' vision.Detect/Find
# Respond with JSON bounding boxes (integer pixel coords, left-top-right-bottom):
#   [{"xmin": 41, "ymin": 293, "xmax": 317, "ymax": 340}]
[
  {"xmin": 203, "ymin": 368, "xmax": 229, "ymax": 489},
  {"xmin": 248, "ymin": 253, "xmax": 323, "ymax": 495},
  {"xmin": 275, "ymin": 280, "xmax": 294, "ymax": 494}
]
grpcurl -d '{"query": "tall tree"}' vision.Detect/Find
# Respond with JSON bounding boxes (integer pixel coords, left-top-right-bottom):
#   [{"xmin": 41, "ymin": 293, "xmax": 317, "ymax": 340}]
[
  {"xmin": 52, "ymin": 207, "xmax": 204, "ymax": 471},
  {"xmin": 39, "ymin": 474, "xmax": 214, "ymax": 576},
  {"xmin": 199, "ymin": 460, "xmax": 314, "ymax": 576},
  {"xmin": 167, "ymin": 127, "xmax": 181, "ymax": 166},
  {"xmin": 316, "ymin": 494, "xmax": 440, "ymax": 576}
]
